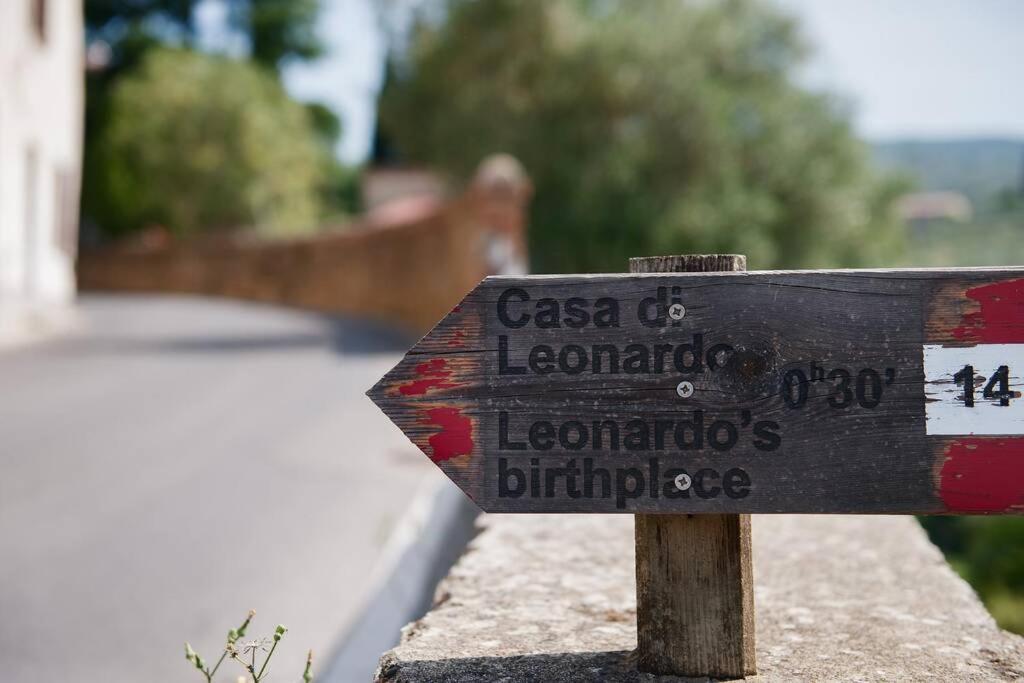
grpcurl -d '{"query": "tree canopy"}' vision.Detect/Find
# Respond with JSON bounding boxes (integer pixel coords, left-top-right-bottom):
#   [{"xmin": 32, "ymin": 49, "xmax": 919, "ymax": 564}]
[
  {"xmin": 379, "ymin": 0, "xmax": 906, "ymax": 272},
  {"xmin": 89, "ymin": 49, "xmax": 323, "ymax": 237},
  {"xmin": 85, "ymin": 0, "xmax": 323, "ymax": 71},
  {"xmin": 81, "ymin": 0, "xmax": 365, "ymax": 239}
]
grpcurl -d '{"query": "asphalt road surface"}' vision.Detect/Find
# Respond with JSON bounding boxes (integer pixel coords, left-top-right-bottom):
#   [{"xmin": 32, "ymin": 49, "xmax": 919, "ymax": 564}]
[{"xmin": 0, "ymin": 294, "xmax": 439, "ymax": 682}]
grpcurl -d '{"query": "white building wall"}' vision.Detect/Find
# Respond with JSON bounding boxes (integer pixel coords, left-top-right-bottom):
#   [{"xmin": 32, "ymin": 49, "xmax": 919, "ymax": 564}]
[{"xmin": 0, "ymin": 0, "xmax": 83, "ymax": 316}]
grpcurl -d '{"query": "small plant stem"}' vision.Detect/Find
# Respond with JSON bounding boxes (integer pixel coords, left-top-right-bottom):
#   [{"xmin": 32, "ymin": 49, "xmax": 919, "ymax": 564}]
[
  {"xmin": 208, "ymin": 651, "xmax": 229, "ymax": 680},
  {"xmin": 255, "ymin": 639, "xmax": 279, "ymax": 681},
  {"xmin": 251, "ymin": 648, "xmax": 258, "ymax": 682}
]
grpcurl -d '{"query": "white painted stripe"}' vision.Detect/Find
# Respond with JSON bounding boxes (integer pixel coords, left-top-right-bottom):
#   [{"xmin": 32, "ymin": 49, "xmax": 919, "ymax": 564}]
[{"xmin": 923, "ymin": 344, "xmax": 1024, "ymax": 435}]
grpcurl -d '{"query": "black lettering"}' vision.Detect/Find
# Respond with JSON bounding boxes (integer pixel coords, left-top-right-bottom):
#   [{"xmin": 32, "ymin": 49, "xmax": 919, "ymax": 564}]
[
  {"xmin": 624, "ymin": 419, "xmax": 650, "ymax": 450},
  {"xmin": 497, "ymin": 288, "xmax": 529, "ymax": 328},
  {"xmin": 498, "ymin": 412, "xmax": 526, "ymax": 450},
  {"xmin": 583, "ymin": 458, "xmax": 611, "ymax": 498},
  {"xmin": 653, "ymin": 344, "xmax": 672, "ymax": 373},
  {"xmin": 545, "ymin": 466, "xmax": 567, "ymax": 497},
  {"xmin": 566, "ymin": 459, "xmax": 582, "ymax": 498},
  {"xmin": 828, "ymin": 368, "xmax": 852, "ymax": 408},
  {"xmin": 559, "ymin": 421, "xmax": 588, "ymax": 450},
  {"xmin": 723, "ymin": 468, "xmax": 751, "ymax": 499},
  {"xmin": 623, "ymin": 344, "xmax": 651, "ymax": 373},
  {"xmin": 982, "ymin": 365, "xmax": 1012, "ymax": 406},
  {"xmin": 528, "ymin": 345, "xmax": 556, "ymax": 374},
  {"xmin": 752, "ymin": 420, "xmax": 781, "ymax": 451},
  {"xmin": 955, "ymin": 364, "xmax": 976, "ymax": 407},
  {"xmin": 638, "ymin": 287, "xmax": 668, "ymax": 328},
  {"xmin": 616, "ymin": 467, "xmax": 645, "ymax": 509},
  {"xmin": 592, "ymin": 420, "xmax": 619, "ymax": 450},
  {"xmin": 673, "ymin": 410, "xmax": 704, "ymax": 450},
  {"xmin": 529, "ymin": 421, "xmax": 555, "ymax": 450},
  {"xmin": 498, "ymin": 335, "xmax": 526, "ymax": 375},
  {"xmin": 563, "ymin": 298, "xmax": 589, "ymax": 328},
  {"xmin": 594, "ymin": 297, "xmax": 620, "ymax": 327},
  {"xmin": 673, "ymin": 334, "xmax": 704, "ymax": 373},
  {"xmin": 498, "ymin": 458, "xmax": 525, "ymax": 497},
  {"xmin": 558, "ymin": 345, "xmax": 588, "ymax": 374},
  {"xmin": 783, "ymin": 368, "xmax": 808, "ymax": 408},
  {"xmin": 592, "ymin": 344, "xmax": 620, "ymax": 374},
  {"xmin": 856, "ymin": 368, "xmax": 883, "ymax": 408},
  {"xmin": 535, "ymin": 298, "xmax": 560, "ymax": 328},
  {"xmin": 654, "ymin": 420, "xmax": 673, "ymax": 450},
  {"xmin": 809, "ymin": 362, "xmax": 826, "ymax": 382},
  {"xmin": 708, "ymin": 420, "xmax": 738, "ymax": 451},
  {"xmin": 694, "ymin": 468, "xmax": 721, "ymax": 498}
]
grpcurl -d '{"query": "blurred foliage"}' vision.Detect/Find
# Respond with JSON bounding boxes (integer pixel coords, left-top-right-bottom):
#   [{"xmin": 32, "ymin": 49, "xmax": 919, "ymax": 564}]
[
  {"xmin": 242, "ymin": 0, "xmax": 323, "ymax": 67},
  {"xmin": 306, "ymin": 101, "xmax": 364, "ymax": 221},
  {"xmin": 379, "ymin": 0, "xmax": 907, "ymax": 273},
  {"xmin": 921, "ymin": 517, "xmax": 1024, "ymax": 634},
  {"xmin": 82, "ymin": 0, "xmax": 361, "ymax": 239},
  {"xmin": 87, "ymin": 49, "xmax": 323, "ymax": 237},
  {"xmin": 84, "ymin": 0, "xmax": 323, "ymax": 71}
]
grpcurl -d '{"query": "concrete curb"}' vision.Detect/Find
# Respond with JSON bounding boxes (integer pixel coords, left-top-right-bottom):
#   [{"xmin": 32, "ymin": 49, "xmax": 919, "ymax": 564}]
[{"xmin": 319, "ymin": 476, "xmax": 480, "ymax": 682}]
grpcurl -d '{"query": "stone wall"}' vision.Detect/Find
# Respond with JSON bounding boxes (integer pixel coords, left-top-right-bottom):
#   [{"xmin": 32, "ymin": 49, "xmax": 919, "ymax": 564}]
[
  {"xmin": 376, "ymin": 514, "xmax": 1024, "ymax": 682},
  {"xmin": 77, "ymin": 156, "xmax": 531, "ymax": 333}
]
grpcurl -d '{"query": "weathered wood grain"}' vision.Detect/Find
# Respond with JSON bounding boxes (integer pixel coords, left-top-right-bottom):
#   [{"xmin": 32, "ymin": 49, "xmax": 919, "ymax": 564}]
[
  {"xmin": 635, "ymin": 513, "xmax": 755, "ymax": 677},
  {"xmin": 368, "ymin": 267, "xmax": 1024, "ymax": 514},
  {"xmin": 632, "ymin": 254, "xmax": 755, "ymax": 679}
]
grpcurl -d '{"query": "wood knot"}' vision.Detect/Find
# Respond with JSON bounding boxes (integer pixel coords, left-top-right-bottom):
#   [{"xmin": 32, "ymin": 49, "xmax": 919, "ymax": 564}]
[
  {"xmin": 733, "ymin": 350, "xmax": 768, "ymax": 379},
  {"xmin": 717, "ymin": 345, "xmax": 777, "ymax": 401}
]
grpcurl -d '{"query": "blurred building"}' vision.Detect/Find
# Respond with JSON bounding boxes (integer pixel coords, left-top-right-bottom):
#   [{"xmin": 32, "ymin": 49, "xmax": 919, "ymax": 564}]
[
  {"xmin": 0, "ymin": 0, "xmax": 83, "ymax": 340},
  {"xmin": 362, "ymin": 167, "xmax": 449, "ymax": 211},
  {"xmin": 895, "ymin": 190, "xmax": 973, "ymax": 225}
]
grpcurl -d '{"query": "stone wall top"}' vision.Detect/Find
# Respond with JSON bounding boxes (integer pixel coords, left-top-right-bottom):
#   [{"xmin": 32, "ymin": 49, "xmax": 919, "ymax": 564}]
[{"xmin": 376, "ymin": 513, "xmax": 1024, "ymax": 681}]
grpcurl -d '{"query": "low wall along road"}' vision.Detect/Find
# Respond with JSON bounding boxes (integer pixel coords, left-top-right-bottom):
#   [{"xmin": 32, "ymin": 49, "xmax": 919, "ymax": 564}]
[{"xmin": 77, "ymin": 156, "xmax": 531, "ymax": 334}]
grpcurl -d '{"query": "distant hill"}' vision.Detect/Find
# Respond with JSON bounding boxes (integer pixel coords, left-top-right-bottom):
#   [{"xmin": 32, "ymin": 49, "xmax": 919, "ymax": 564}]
[{"xmin": 871, "ymin": 138, "xmax": 1023, "ymax": 207}]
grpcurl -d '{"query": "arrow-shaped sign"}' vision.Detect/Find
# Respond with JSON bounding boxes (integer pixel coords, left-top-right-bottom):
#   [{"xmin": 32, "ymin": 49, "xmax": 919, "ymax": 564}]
[{"xmin": 368, "ymin": 268, "xmax": 1024, "ymax": 514}]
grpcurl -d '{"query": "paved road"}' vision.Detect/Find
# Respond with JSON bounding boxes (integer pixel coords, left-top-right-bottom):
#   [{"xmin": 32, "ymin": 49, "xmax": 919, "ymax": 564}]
[{"xmin": 0, "ymin": 295, "xmax": 439, "ymax": 682}]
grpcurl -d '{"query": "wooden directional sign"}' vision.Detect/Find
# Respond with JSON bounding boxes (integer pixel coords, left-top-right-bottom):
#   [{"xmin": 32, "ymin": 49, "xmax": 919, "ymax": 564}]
[{"xmin": 368, "ymin": 268, "xmax": 1024, "ymax": 514}]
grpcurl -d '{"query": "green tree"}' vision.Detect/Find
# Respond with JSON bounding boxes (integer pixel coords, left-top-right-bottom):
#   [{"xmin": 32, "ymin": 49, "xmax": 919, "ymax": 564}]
[
  {"xmin": 379, "ymin": 0, "xmax": 906, "ymax": 272},
  {"xmin": 81, "ymin": 1, "xmax": 356, "ymax": 238},
  {"xmin": 90, "ymin": 49, "xmax": 323, "ymax": 237},
  {"xmin": 921, "ymin": 516, "xmax": 1024, "ymax": 634},
  {"xmin": 84, "ymin": 0, "xmax": 322, "ymax": 71},
  {"xmin": 242, "ymin": 0, "xmax": 323, "ymax": 68}
]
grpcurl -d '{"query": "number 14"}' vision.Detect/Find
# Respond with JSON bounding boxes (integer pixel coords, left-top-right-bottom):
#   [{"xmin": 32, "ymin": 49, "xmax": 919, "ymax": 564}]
[{"xmin": 953, "ymin": 364, "xmax": 1012, "ymax": 407}]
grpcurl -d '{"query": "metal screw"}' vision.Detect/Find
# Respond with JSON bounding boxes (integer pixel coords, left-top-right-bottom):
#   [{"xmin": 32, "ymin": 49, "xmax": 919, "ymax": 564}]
[
  {"xmin": 674, "ymin": 473, "xmax": 692, "ymax": 491},
  {"xmin": 676, "ymin": 380, "xmax": 694, "ymax": 398},
  {"xmin": 668, "ymin": 303, "xmax": 686, "ymax": 320}
]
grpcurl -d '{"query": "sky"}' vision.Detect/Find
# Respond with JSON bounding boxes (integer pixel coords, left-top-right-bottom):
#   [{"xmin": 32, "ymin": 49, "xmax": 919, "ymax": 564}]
[
  {"xmin": 775, "ymin": 0, "xmax": 1024, "ymax": 141},
  {"xmin": 280, "ymin": 0, "xmax": 387, "ymax": 163},
  {"xmin": 197, "ymin": 0, "xmax": 1024, "ymax": 164}
]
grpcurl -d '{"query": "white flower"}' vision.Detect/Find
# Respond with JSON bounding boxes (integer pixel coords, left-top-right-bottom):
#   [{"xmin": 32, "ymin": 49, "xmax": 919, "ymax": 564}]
[{"xmin": 239, "ymin": 637, "xmax": 271, "ymax": 655}]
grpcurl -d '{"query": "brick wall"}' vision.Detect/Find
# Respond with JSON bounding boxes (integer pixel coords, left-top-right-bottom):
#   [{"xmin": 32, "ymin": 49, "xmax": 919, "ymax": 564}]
[{"xmin": 77, "ymin": 156, "xmax": 531, "ymax": 333}]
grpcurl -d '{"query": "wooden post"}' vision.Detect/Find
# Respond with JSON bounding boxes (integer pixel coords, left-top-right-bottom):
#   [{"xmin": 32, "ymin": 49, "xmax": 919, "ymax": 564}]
[{"xmin": 631, "ymin": 254, "xmax": 757, "ymax": 678}]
